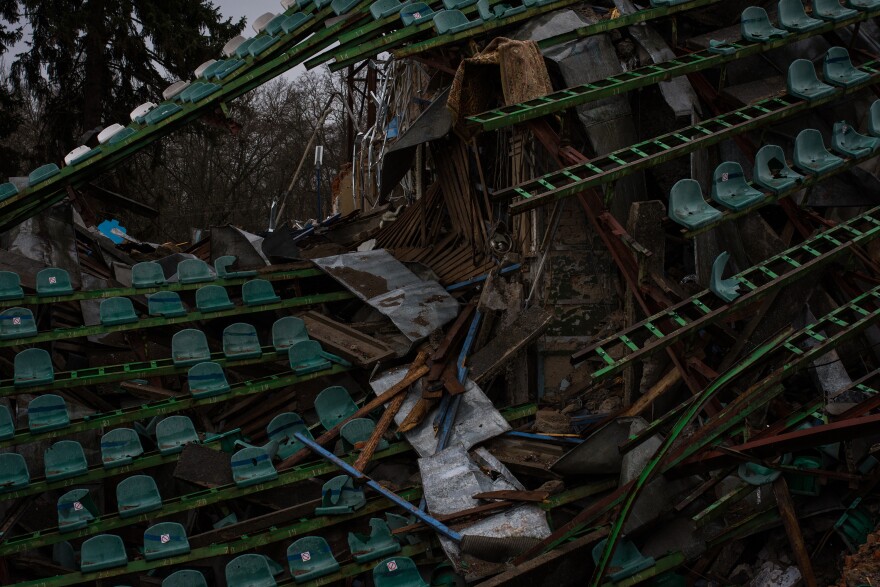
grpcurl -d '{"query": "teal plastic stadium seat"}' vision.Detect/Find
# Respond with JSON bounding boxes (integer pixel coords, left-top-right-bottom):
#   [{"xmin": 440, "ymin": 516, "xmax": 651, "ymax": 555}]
[
  {"xmin": 101, "ymin": 428, "xmax": 144, "ymax": 468},
  {"xmin": 108, "ymin": 126, "xmax": 137, "ymax": 144},
  {"xmin": 15, "ymin": 348, "xmax": 54, "ymax": 387},
  {"xmin": 341, "ymin": 418, "xmax": 389, "ymax": 453},
  {"xmin": 28, "ymin": 163, "xmax": 61, "ymax": 186},
  {"xmin": 870, "ymin": 101, "xmax": 880, "ymax": 138},
  {"xmin": 272, "ymin": 316, "xmax": 308, "ymax": 351},
  {"xmin": 0, "ymin": 453, "xmax": 29, "ymax": 492},
  {"xmin": 315, "ymin": 475, "xmax": 366, "ymax": 515},
  {"xmin": 778, "ymin": 0, "xmax": 823, "ymax": 31},
  {"xmin": 144, "ymin": 522, "xmax": 190, "ymax": 560},
  {"xmin": 223, "ymin": 323, "xmax": 262, "ymax": 359},
  {"xmin": 197, "ymin": 60, "xmax": 225, "ymax": 79},
  {"xmin": 373, "ymin": 557, "xmax": 428, "ymax": 587},
  {"xmin": 267, "ymin": 412, "xmax": 313, "ymax": 459},
  {"xmin": 332, "ymin": 0, "xmax": 361, "ymax": 15},
  {"xmin": 401, "ymin": 2, "xmax": 436, "ymax": 24},
  {"xmin": 178, "ymin": 259, "xmax": 213, "ymax": 284},
  {"xmin": 29, "ymin": 394, "xmax": 69, "ymax": 432},
  {"xmin": 156, "ymin": 415, "xmax": 199, "ymax": 455},
  {"xmin": 288, "ymin": 536, "xmax": 340, "ymax": 582},
  {"xmin": 188, "ymin": 362, "xmax": 230, "ymax": 398},
  {"xmin": 315, "ymin": 386, "xmax": 358, "ymax": 430},
  {"xmin": 739, "ymin": 461, "xmax": 783, "ymax": 485},
  {"xmin": 163, "ymin": 570, "xmax": 208, "ymax": 587},
  {"xmin": 591, "ymin": 539, "xmax": 655, "ymax": 583},
  {"xmin": 754, "ymin": 144, "xmax": 804, "ymax": 193},
  {"xmin": 824, "ymin": 47, "xmax": 870, "ymax": 87},
  {"xmin": 45, "ymin": 440, "xmax": 88, "ymax": 481},
  {"xmin": 794, "ymin": 129, "xmax": 844, "ymax": 174},
  {"xmin": 226, "ymin": 553, "xmax": 278, "ymax": 587},
  {"xmin": 65, "ymin": 146, "xmax": 101, "ymax": 166},
  {"xmin": 100, "ymin": 297, "xmax": 138, "ymax": 326},
  {"xmin": 282, "ymin": 12, "xmax": 312, "ymax": 33},
  {"xmin": 0, "ymin": 182, "xmax": 18, "ymax": 202},
  {"xmin": 144, "ymin": 103, "xmax": 183, "ymax": 125},
  {"xmin": 37, "ymin": 267, "xmax": 74, "ymax": 296},
  {"xmin": 348, "ymin": 518, "xmax": 401, "ymax": 562},
  {"xmin": 787, "ymin": 59, "xmax": 836, "ymax": 101},
  {"xmin": 786, "ymin": 454, "xmax": 822, "ymax": 496},
  {"xmin": 58, "ymin": 488, "xmax": 99, "ymax": 532},
  {"xmin": 432, "ymin": 10, "xmax": 482, "ymax": 34},
  {"xmin": 181, "ymin": 82, "xmax": 221, "ymax": 103},
  {"xmin": 711, "ymin": 161, "xmax": 764, "ymax": 211},
  {"xmin": 242, "ymin": 279, "xmax": 280, "ymax": 306},
  {"xmin": 0, "ymin": 307, "xmax": 36, "ymax": 339},
  {"xmin": 132, "ymin": 262, "xmax": 166, "ymax": 288},
  {"xmin": 290, "ymin": 340, "xmax": 331, "ymax": 374},
  {"xmin": 371, "ymin": 0, "xmax": 405, "ymax": 19},
  {"xmin": 148, "ymin": 292, "xmax": 187, "ymax": 317},
  {"xmin": 264, "ymin": 13, "xmax": 289, "ymax": 35},
  {"xmin": 0, "ymin": 271, "xmax": 23, "ymax": 300},
  {"xmin": 741, "ymin": 6, "xmax": 788, "ymax": 41},
  {"xmin": 477, "ymin": 0, "xmax": 494, "ymax": 19},
  {"xmin": 668, "ymin": 179, "xmax": 722, "ymax": 230},
  {"xmin": 386, "ymin": 513, "xmax": 420, "ymax": 545},
  {"xmin": 117, "ymin": 475, "xmax": 162, "ymax": 518},
  {"xmin": 196, "ymin": 285, "xmax": 235, "ymax": 312},
  {"xmin": 172, "ymin": 329, "xmax": 211, "ymax": 366},
  {"xmin": 846, "ymin": 0, "xmax": 880, "ymax": 8},
  {"xmin": 0, "ymin": 405, "xmax": 13, "ymax": 440},
  {"xmin": 710, "ymin": 252, "xmax": 741, "ymax": 303},
  {"xmin": 442, "ymin": 0, "xmax": 476, "ymax": 9},
  {"xmin": 215, "ymin": 255, "xmax": 258, "ymax": 278},
  {"xmin": 835, "ymin": 507, "xmax": 874, "ymax": 551},
  {"xmin": 231, "ymin": 447, "xmax": 278, "ymax": 487},
  {"xmin": 249, "ymin": 36, "xmax": 281, "ymax": 57},
  {"xmin": 215, "ymin": 59, "xmax": 246, "ymax": 78},
  {"xmin": 80, "ymin": 534, "xmax": 128, "ymax": 572},
  {"xmin": 832, "ymin": 121, "xmax": 880, "ymax": 157},
  {"xmin": 234, "ymin": 38, "xmax": 256, "ymax": 57},
  {"xmin": 814, "ymin": 0, "xmax": 857, "ymax": 20}
]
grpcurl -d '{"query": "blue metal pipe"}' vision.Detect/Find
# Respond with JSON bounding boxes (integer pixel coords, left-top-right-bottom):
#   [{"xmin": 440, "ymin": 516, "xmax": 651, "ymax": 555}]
[{"xmin": 445, "ymin": 264, "xmax": 522, "ymax": 292}]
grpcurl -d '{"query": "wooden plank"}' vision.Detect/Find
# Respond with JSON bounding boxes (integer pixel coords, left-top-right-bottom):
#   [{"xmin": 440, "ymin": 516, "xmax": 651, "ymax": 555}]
[
  {"xmin": 301, "ymin": 311, "xmax": 395, "ymax": 367},
  {"xmin": 772, "ymin": 477, "xmax": 818, "ymax": 587},
  {"xmin": 469, "ymin": 306, "xmax": 553, "ymax": 384}
]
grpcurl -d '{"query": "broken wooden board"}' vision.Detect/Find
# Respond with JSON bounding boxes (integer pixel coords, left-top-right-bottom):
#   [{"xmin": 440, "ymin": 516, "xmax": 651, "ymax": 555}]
[
  {"xmin": 302, "ymin": 310, "xmax": 395, "ymax": 367},
  {"xmin": 173, "ymin": 443, "xmax": 234, "ymax": 488},
  {"xmin": 469, "ymin": 306, "xmax": 553, "ymax": 384}
]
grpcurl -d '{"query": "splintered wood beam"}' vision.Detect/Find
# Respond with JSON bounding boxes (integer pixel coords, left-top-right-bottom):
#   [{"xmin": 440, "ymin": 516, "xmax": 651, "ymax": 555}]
[{"xmin": 773, "ymin": 477, "xmax": 818, "ymax": 587}]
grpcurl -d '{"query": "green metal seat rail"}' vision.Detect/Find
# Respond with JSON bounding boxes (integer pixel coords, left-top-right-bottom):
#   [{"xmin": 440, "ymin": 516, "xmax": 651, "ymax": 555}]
[
  {"xmin": 0, "ymin": 267, "xmax": 321, "ymax": 308},
  {"xmin": 463, "ymin": 6, "xmax": 879, "ymax": 133},
  {"xmin": 494, "ymin": 61, "xmax": 879, "ymax": 215},
  {"xmin": 0, "ymin": 291, "xmax": 353, "ymax": 349},
  {"xmin": 0, "ymin": 364, "xmax": 351, "ymax": 450},
  {"xmin": 683, "ymin": 147, "xmax": 880, "ymax": 237},
  {"xmin": 571, "ymin": 206, "xmax": 880, "ymax": 381}
]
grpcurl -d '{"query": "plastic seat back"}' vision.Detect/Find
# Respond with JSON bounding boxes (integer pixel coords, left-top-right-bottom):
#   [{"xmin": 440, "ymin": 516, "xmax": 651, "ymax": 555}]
[
  {"xmin": 101, "ymin": 428, "xmax": 144, "ymax": 468},
  {"xmin": 332, "ymin": 0, "xmax": 361, "ymax": 15},
  {"xmin": 348, "ymin": 518, "xmax": 401, "ymax": 562},
  {"xmin": 148, "ymin": 291, "xmax": 187, "ymax": 317},
  {"xmin": 214, "ymin": 255, "xmax": 258, "ymax": 279},
  {"xmin": 846, "ymin": 0, "xmax": 880, "ymax": 8},
  {"xmin": 0, "ymin": 453, "xmax": 29, "ymax": 491},
  {"xmin": 315, "ymin": 386, "xmax": 358, "ymax": 430},
  {"xmin": 341, "ymin": 418, "xmax": 388, "ymax": 452},
  {"xmin": 832, "ymin": 120, "xmax": 880, "ymax": 157},
  {"xmin": 226, "ymin": 553, "xmax": 278, "ymax": 587},
  {"xmin": 710, "ymin": 252, "xmax": 741, "ymax": 303},
  {"xmin": 787, "ymin": 59, "xmax": 836, "ymax": 101},
  {"xmin": 288, "ymin": 536, "xmax": 340, "ymax": 581},
  {"xmin": 28, "ymin": 163, "xmax": 61, "ymax": 186},
  {"xmin": 144, "ymin": 522, "xmax": 190, "ymax": 560},
  {"xmin": 0, "ymin": 182, "xmax": 19, "ymax": 202},
  {"xmin": 371, "ymin": 0, "xmax": 403, "ymax": 19},
  {"xmin": 823, "ymin": 46, "xmax": 869, "ymax": 87},
  {"xmin": 264, "ymin": 13, "xmax": 288, "ymax": 35},
  {"xmin": 668, "ymin": 179, "xmax": 722, "ymax": 230},
  {"xmin": 315, "ymin": 475, "xmax": 366, "ymax": 515},
  {"xmin": 231, "ymin": 446, "xmax": 278, "ymax": 487},
  {"xmin": 172, "ymin": 329, "xmax": 210, "ymax": 366},
  {"xmin": 814, "ymin": 0, "xmax": 858, "ymax": 19},
  {"xmin": 591, "ymin": 538, "xmax": 655, "ymax": 583},
  {"xmin": 45, "ymin": 440, "xmax": 88, "ymax": 481},
  {"xmin": 778, "ymin": 0, "xmax": 822, "ymax": 30},
  {"xmin": 432, "ymin": 10, "xmax": 470, "ymax": 34},
  {"xmin": 144, "ymin": 103, "xmax": 182, "ymax": 125},
  {"xmin": 443, "ymin": 0, "xmax": 476, "ymax": 8},
  {"xmin": 870, "ymin": 101, "xmax": 880, "ymax": 138},
  {"xmin": 80, "ymin": 534, "xmax": 128, "ymax": 572},
  {"xmin": 223, "ymin": 323, "xmax": 262, "ymax": 359},
  {"xmin": 36, "ymin": 268, "xmax": 73, "ymax": 296},
  {"xmin": 100, "ymin": 297, "xmax": 138, "ymax": 326},
  {"xmin": 117, "ymin": 475, "xmax": 162, "ymax": 518},
  {"xmin": 0, "ymin": 307, "xmax": 37, "ymax": 339},
  {"xmin": 794, "ymin": 128, "xmax": 844, "ymax": 173},
  {"xmin": 272, "ymin": 316, "xmax": 308, "ymax": 351},
  {"xmin": 740, "ymin": 6, "xmax": 788, "ymax": 41},
  {"xmin": 156, "ymin": 415, "xmax": 199, "ymax": 454},
  {"xmin": 58, "ymin": 488, "xmax": 99, "ymax": 532},
  {"xmin": 15, "ymin": 347, "xmax": 54, "ymax": 387},
  {"xmin": 477, "ymin": 0, "xmax": 494, "ymax": 19},
  {"xmin": 163, "ymin": 570, "xmax": 208, "ymax": 587},
  {"xmin": 400, "ymin": 2, "xmax": 435, "ymax": 24},
  {"xmin": 0, "ymin": 404, "xmax": 13, "ymax": 440},
  {"xmin": 242, "ymin": 279, "xmax": 280, "ymax": 306},
  {"xmin": 196, "ymin": 285, "xmax": 235, "ymax": 313},
  {"xmin": 177, "ymin": 258, "xmax": 213, "ymax": 284},
  {"xmin": 710, "ymin": 161, "xmax": 764, "ymax": 211},
  {"xmin": 267, "ymin": 412, "xmax": 313, "ymax": 459},
  {"xmin": 188, "ymin": 362, "xmax": 230, "ymax": 398},
  {"xmin": 753, "ymin": 144, "xmax": 803, "ymax": 193},
  {"xmin": 281, "ymin": 12, "xmax": 312, "ymax": 33},
  {"xmin": 0, "ymin": 271, "xmax": 23, "ymax": 300},
  {"xmin": 373, "ymin": 556, "xmax": 428, "ymax": 587},
  {"xmin": 28, "ymin": 394, "xmax": 69, "ymax": 432},
  {"xmin": 289, "ymin": 340, "xmax": 331, "ymax": 374}
]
